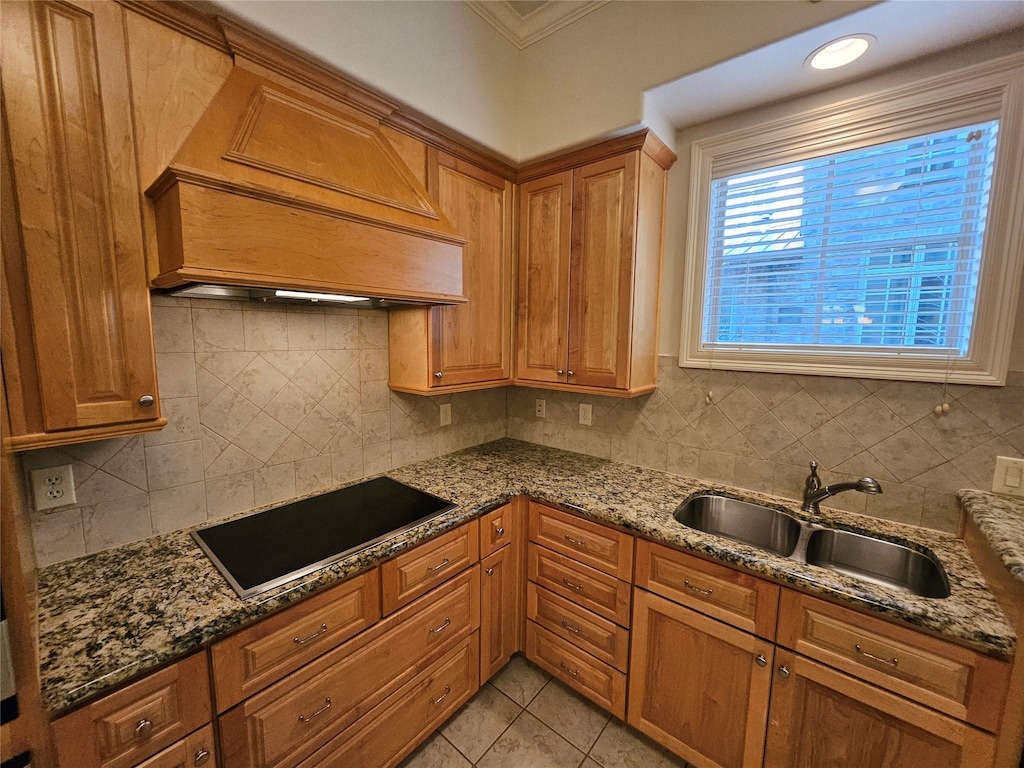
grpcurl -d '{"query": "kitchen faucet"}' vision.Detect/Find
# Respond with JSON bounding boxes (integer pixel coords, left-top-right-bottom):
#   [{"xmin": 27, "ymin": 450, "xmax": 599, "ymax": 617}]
[{"xmin": 802, "ymin": 461, "xmax": 883, "ymax": 514}]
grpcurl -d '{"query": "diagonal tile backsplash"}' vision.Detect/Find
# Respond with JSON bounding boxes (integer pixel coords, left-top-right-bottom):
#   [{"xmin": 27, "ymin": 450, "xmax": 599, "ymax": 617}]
[{"xmin": 23, "ymin": 296, "xmax": 506, "ymax": 567}]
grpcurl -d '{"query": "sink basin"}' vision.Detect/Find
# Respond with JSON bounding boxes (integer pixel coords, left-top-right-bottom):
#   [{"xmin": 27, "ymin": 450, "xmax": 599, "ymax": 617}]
[
  {"xmin": 804, "ymin": 529, "xmax": 951, "ymax": 598},
  {"xmin": 673, "ymin": 495, "xmax": 802, "ymax": 557}
]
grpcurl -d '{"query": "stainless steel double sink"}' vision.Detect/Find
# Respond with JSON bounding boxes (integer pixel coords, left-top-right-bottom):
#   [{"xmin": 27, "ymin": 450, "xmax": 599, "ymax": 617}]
[{"xmin": 674, "ymin": 495, "xmax": 951, "ymax": 599}]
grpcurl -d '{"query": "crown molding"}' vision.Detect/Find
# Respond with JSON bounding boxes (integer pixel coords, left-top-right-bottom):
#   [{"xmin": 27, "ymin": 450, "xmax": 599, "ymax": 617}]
[{"xmin": 465, "ymin": 0, "xmax": 610, "ymax": 50}]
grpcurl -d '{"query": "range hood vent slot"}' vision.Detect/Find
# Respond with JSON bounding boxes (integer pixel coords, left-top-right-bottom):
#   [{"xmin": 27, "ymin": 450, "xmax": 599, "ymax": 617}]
[{"xmin": 146, "ymin": 67, "xmax": 466, "ymax": 305}]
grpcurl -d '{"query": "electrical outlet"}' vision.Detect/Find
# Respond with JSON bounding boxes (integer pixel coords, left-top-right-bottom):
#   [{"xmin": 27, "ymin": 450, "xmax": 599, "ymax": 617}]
[
  {"xmin": 439, "ymin": 402, "xmax": 452, "ymax": 427},
  {"xmin": 579, "ymin": 403, "xmax": 593, "ymax": 427},
  {"xmin": 30, "ymin": 465, "xmax": 76, "ymax": 511},
  {"xmin": 992, "ymin": 456, "xmax": 1024, "ymax": 497},
  {"xmin": 535, "ymin": 399, "xmax": 546, "ymax": 418}
]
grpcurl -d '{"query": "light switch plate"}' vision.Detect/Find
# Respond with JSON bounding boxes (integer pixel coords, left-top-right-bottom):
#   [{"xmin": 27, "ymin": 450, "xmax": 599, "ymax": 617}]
[
  {"xmin": 992, "ymin": 456, "xmax": 1024, "ymax": 497},
  {"xmin": 439, "ymin": 402, "xmax": 452, "ymax": 427},
  {"xmin": 579, "ymin": 403, "xmax": 592, "ymax": 426},
  {"xmin": 535, "ymin": 399, "xmax": 546, "ymax": 418},
  {"xmin": 30, "ymin": 465, "xmax": 77, "ymax": 511}
]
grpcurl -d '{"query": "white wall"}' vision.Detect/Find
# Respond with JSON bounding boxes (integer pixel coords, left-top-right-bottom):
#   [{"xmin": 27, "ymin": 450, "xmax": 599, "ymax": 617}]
[
  {"xmin": 211, "ymin": 0, "xmax": 521, "ymax": 160},
  {"xmin": 658, "ymin": 30, "xmax": 1024, "ymax": 372}
]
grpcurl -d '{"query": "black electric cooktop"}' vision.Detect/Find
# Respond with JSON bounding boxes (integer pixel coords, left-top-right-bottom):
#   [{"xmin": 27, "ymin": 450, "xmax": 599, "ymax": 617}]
[{"xmin": 192, "ymin": 477, "xmax": 456, "ymax": 599}]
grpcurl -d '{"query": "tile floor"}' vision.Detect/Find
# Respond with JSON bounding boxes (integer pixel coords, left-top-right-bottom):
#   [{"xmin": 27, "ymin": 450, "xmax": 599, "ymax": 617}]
[{"xmin": 399, "ymin": 654, "xmax": 692, "ymax": 768}]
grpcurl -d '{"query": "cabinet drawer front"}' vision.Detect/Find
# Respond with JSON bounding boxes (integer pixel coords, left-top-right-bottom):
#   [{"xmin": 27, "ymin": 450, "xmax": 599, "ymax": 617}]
[
  {"xmin": 526, "ymin": 621, "xmax": 625, "ymax": 719},
  {"xmin": 382, "ymin": 521, "xmax": 479, "ymax": 614},
  {"xmin": 52, "ymin": 652, "xmax": 211, "ymax": 768},
  {"xmin": 529, "ymin": 502, "xmax": 633, "ymax": 579},
  {"xmin": 296, "ymin": 633, "xmax": 479, "ymax": 768},
  {"xmin": 212, "ymin": 569, "xmax": 380, "ymax": 712},
  {"xmin": 134, "ymin": 724, "xmax": 217, "ymax": 768},
  {"xmin": 480, "ymin": 503, "xmax": 514, "ymax": 558},
  {"xmin": 527, "ymin": 583, "xmax": 629, "ymax": 671},
  {"xmin": 528, "ymin": 544, "xmax": 631, "ymax": 626},
  {"xmin": 220, "ymin": 569, "xmax": 479, "ymax": 768},
  {"xmin": 635, "ymin": 539, "xmax": 779, "ymax": 639},
  {"xmin": 777, "ymin": 590, "xmax": 1010, "ymax": 732}
]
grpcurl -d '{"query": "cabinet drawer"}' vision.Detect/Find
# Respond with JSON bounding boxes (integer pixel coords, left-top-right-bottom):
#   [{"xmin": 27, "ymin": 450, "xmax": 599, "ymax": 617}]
[
  {"xmin": 51, "ymin": 652, "xmax": 211, "ymax": 768},
  {"xmin": 382, "ymin": 521, "xmax": 479, "ymax": 614},
  {"xmin": 528, "ymin": 544, "xmax": 630, "ymax": 626},
  {"xmin": 527, "ymin": 583, "xmax": 629, "ymax": 671},
  {"xmin": 480, "ymin": 503, "xmax": 514, "ymax": 558},
  {"xmin": 134, "ymin": 724, "xmax": 217, "ymax": 768},
  {"xmin": 635, "ymin": 539, "xmax": 779, "ymax": 640},
  {"xmin": 295, "ymin": 633, "xmax": 479, "ymax": 768},
  {"xmin": 219, "ymin": 568, "xmax": 479, "ymax": 768},
  {"xmin": 529, "ymin": 502, "xmax": 633, "ymax": 579},
  {"xmin": 526, "ymin": 621, "xmax": 625, "ymax": 719},
  {"xmin": 777, "ymin": 590, "xmax": 1010, "ymax": 732},
  {"xmin": 212, "ymin": 569, "xmax": 380, "ymax": 712}
]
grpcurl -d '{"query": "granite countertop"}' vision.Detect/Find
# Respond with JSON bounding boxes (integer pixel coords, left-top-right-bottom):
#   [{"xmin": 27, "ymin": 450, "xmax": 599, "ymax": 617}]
[
  {"xmin": 38, "ymin": 439, "xmax": 1016, "ymax": 714},
  {"xmin": 959, "ymin": 489, "xmax": 1024, "ymax": 583}
]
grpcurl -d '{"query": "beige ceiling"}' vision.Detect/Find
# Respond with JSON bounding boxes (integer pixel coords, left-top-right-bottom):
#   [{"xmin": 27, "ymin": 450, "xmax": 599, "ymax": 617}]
[{"xmin": 465, "ymin": 0, "xmax": 609, "ymax": 49}]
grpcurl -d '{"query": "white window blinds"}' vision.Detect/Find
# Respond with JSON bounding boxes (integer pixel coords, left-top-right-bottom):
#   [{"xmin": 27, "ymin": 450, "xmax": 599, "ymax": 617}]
[{"xmin": 702, "ymin": 120, "xmax": 999, "ymax": 358}]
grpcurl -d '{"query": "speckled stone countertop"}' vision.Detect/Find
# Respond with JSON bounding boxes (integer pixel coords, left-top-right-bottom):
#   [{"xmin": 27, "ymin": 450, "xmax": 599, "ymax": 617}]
[
  {"xmin": 38, "ymin": 439, "xmax": 1015, "ymax": 714},
  {"xmin": 959, "ymin": 489, "xmax": 1024, "ymax": 583}
]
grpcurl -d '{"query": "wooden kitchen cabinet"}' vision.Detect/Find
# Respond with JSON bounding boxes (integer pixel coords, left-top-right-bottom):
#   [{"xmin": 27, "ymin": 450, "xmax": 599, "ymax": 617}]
[
  {"xmin": 764, "ymin": 648, "xmax": 997, "ymax": 768},
  {"xmin": 1, "ymin": 0, "xmax": 165, "ymax": 450},
  {"xmin": 389, "ymin": 150, "xmax": 515, "ymax": 394},
  {"xmin": 480, "ymin": 544, "xmax": 519, "ymax": 684},
  {"xmin": 515, "ymin": 131, "xmax": 675, "ymax": 396},
  {"xmin": 628, "ymin": 589, "xmax": 774, "ymax": 768}
]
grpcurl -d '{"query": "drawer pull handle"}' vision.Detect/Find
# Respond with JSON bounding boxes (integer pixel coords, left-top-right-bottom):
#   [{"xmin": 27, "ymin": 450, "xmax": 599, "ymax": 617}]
[
  {"xmin": 562, "ymin": 578, "xmax": 584, "ymax": 592},
  {"xmin": 684, "ymin": 579, "xmax": 713, "ymax": 596},
  {"xmin": 495, "ymin": 525, "xmax": 505, "ymax": 536},
  {"xmin": 428, "ymin": 557, "xmax": 451, "ymax": 572},
  {"xmin": 559, "ymin": 661, "xmax": 580, "ymax": 677},
  {"xmin": 561, "ymin": 618, "xmax": 583, "ymax": 635},
  {"xmin": 431, "ymin": 685, "xmax": 451, "ymax": 704},
  {"xmin": 564, "ymin": 534, "xmax": 587, "ymax": 549},
  {"xmin": 194, "ymin": 749, "xmax": 211, "ymax": 767},
  {"xmin": 755, "ymin": 654, "xmax": 767, "ymax": 667},
  {"xmin": 134, "ymin": 719, "xmax": 153, "ymax": 739},
  {"xmin": 855, "ymin": 644, "xmax": 899, "ymax": 668},
  {"xmin": 294, "ymin": 623, "xmax": 329, "ymax": 645},
  {"xmin": 298, "ymin": 697, "xmax": 332, "ymax": 723},
  {"xmin": 430, "ymin": 617, "xmax": 452, "ymax": 634}
]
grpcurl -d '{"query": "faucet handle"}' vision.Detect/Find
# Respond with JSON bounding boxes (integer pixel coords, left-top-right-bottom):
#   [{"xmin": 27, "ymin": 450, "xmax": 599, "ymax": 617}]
[{"xmin": 805, "ymin": 461, "xmax": 821, "ymax": 493}]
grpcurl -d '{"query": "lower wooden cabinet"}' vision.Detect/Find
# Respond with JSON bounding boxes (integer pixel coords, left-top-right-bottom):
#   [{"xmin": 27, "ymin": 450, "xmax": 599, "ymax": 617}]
[
  {"xmin": 628, "ymin": 589, "xmax": 774, "ymax": 768},
  {"xmin": 480, "ymin": 544, "xmax": 519, "ymax": 684},
  {"xmin": 764, "ymin": 648, "xmax": 997, "ymax": 768},
  {"xmin": 134, "ymin": 725, "xmax": 217, "ymax": 768}
]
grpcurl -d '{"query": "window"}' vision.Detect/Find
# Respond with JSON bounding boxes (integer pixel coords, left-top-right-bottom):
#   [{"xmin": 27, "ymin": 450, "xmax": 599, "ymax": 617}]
[{"xmin": 680, "ymin": 54, "xmax": 1024, "ymax": 385}]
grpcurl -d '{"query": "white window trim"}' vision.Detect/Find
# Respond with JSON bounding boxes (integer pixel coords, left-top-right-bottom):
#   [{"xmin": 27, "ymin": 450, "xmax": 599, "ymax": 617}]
[{"xmin": 679, "ymin": 52, "xmax": 1024, "ymax": 385}]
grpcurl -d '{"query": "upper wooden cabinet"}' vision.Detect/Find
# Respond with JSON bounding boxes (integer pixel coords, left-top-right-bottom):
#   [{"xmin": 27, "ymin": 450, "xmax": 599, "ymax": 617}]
[
  {"xmin": 389, "ymin": 149, "xmax": 515, "ymax": 394},
  {"xmin": 515, "ymin": 131, "xmax": 675, "ymax": 397},
  {"xmin": 1, "ymin": 0, "xmax": 165, "ymax": 450}
]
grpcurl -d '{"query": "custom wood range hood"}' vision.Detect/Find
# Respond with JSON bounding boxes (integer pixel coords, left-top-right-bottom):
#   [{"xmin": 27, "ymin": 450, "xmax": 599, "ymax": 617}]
[{"xmin": 146, "ymin": 66, "xmax": 467, "ymax": 306}]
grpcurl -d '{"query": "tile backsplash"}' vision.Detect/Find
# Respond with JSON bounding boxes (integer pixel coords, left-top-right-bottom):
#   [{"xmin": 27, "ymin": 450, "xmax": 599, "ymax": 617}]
[
  {"xmin": 23, "ymin": 296, "xmax": 506, "ymax": 567},
  {"xmin": 507, "ymin": 358, "xmax": 1024, "ymax": 533},
  {"xmin": 23, "ymin": 312, "xmax": 1024, "ymax": 567}
]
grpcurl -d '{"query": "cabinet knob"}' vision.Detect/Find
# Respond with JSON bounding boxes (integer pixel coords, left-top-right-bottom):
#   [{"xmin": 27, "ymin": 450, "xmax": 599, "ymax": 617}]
[
  {"xmin": 557, "ymin": 369, "xmax": 564, "ymax": 375},
  {"xmin": 755, "ymin": 654, "xmax": 767, "ymax": 667},
  {"xmin": 486, "ymin": 567, "xmax": 494, "ymax": 575},
  {"xmin": 194, "ymin": 749, "xmax": 211, "ymax": 767},
  {"xmin": 138, "ymin": 395, "xmax": 155, "ymax": 407},
  {"xmin": 134, "ymin": 718, "xmax": 153, "ymax": 739},
  {"xmin": 778, "ymin": 665, "xmax": 790, "ymax": 678},
  {"xmin": 434, "ymin": 371, "xmax": 443, "ymax": 379},
  {"xmin": 567, "ymin": 370, "xmax": 575, "ymax": 377}
]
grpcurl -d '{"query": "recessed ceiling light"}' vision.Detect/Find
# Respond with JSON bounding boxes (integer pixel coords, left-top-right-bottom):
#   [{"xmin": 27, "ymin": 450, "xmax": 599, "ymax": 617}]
[{"xmin": 806, "ymin": 34, "xmax": 875, "ymax": 70}]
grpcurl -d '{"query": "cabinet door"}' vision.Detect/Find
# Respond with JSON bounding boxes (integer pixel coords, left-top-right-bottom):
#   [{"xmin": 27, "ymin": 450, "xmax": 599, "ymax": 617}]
[
  {"xmin": 427, "ymin": 151, "xmax": 513, "ymax": 387},
  {"xmin": 516, "ymin": 172, "xmax": 572, "ymax": 384},
  {"xmin": 480, "ymin": 544, "xmax": 517, "ymax": 684},
  {"xmin": 567, "ymin": 154, "xmax": 638, "ymax": 390},
  {"xmin": 1, "ymin": 0, "xmax": 161, "ymax": 445},
  {"xmin": 765, "ymin": 649, "xmax": 997, "ymax": 768},
  {"xmin": 628, "ymin": 589, "xmax": 773, "ymax": 768}
]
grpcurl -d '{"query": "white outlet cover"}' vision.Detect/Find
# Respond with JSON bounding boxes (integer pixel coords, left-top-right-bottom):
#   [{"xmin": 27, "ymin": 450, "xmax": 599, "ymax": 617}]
[
  {"xmin": 535, "ymin": 399, "xmax": 546, "ymax": 418},
  {"xmin": 30, "ymin": 464, "xmax": 77, "ymax": 511},
  {"xmin": 992, "ymin": 456, "xmax": 1024, "ymax": 497},
  {"xmin": 579, "ymin": 403, "xmax": 593, "ymax": 426},
  {"xmin": 439, "ymin": 402, "xmax": 452, "ymax": 427}
]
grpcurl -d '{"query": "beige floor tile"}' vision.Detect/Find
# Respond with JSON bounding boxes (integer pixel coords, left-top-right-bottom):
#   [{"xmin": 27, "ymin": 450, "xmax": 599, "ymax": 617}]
[
  {"xmin": 476, "ymin": 711, "xmax": 584, "ymax": 768},
  {"xmin": 398, "ymin": 733, "xmax": 473, "ymax": 768},
  {"xmin": 440, "ymin": 684, "xmax": 521, "ymax": 763},
  {"xmin": 589, "ymin": 719, "xmax": 690, "ymax": 768},
  {"xmin": 527, "ymin": 679, "xmax": 610, "ymax": 753},
  {"xmin": 489, "ymin": 653, "xmax": 551, "ymax": 707}
]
